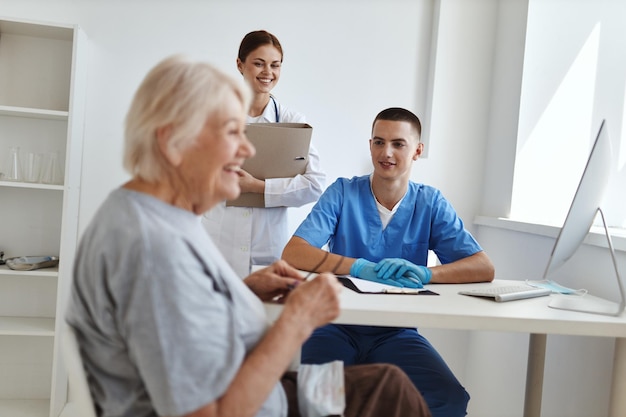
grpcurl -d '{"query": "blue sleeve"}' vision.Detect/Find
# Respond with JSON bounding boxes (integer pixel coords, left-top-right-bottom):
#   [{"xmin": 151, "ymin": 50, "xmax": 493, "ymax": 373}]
[
  {"xmin": 429, "ymin": 191, "xmax": 482, "ymax": 264},
  {"xmin": 293, "ymin": 179, "xmax": 344, "ymax": 248}
]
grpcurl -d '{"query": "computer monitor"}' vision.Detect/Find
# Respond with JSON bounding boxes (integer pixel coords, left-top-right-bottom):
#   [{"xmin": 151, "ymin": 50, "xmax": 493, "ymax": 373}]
[{"xmin": 542, "ymin": 120, "xmax": 625, "ymax": 316}]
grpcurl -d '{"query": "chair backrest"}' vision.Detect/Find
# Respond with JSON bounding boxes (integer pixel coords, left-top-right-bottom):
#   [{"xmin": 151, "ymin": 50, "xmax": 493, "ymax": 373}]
[{"xmin": 62, "ymin": 324, "xmax": 98, "ymax": 417}]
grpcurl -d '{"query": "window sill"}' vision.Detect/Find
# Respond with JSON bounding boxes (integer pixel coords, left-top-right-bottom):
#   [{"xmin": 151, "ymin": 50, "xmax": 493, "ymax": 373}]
[{"xmin": 474, "ymin": 216, "xmax": 626, "ymax": 253}]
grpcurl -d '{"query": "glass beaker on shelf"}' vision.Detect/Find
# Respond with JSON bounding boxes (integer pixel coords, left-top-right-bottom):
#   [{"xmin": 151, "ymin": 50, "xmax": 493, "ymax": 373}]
[
  {"xmin": 40, "ymin": 151, "xmax": 63, "ymax": 185},
  {"xmin": 3, "ymin": 146, "xmax": 23, "ymax": 182},
  {"xmin": 23, "ymin": 152, "xmax": 43, "ymax": 183}
]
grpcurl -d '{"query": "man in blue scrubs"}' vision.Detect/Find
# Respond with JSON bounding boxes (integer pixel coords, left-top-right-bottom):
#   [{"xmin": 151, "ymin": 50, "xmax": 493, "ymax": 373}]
[{"xmin": 282, "ymin": 107, "xmax": 495, "ymax": 417}]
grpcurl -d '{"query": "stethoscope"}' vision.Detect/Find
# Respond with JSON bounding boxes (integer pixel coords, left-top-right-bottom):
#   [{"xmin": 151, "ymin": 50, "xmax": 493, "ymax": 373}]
[{"xmin": 271, "ymin": 95, "xmax": 280, "ymax": 123}]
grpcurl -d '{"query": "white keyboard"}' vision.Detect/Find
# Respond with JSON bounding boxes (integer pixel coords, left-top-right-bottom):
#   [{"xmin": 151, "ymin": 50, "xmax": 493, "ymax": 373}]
[{"xmin": 459, "ymin": 285, "xmax": 551, "ymax": 302}]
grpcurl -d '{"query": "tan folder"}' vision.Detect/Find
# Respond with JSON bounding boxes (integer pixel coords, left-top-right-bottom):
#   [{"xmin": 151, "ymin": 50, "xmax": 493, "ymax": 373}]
[{"xmin": 227, "ymin": 123, "xmax": 313, "ymax": 207}]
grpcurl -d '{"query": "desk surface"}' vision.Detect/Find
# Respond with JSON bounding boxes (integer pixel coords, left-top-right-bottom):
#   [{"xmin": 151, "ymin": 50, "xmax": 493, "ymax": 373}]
[{"xmin": 264, "ymin": 279, "xmax": 626, "ymax": 338}]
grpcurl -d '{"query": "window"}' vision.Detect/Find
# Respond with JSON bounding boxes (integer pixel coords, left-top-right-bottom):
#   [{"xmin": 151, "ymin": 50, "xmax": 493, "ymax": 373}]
[{"xmin": 510, "ymin": 0, "xmax": 625, "ymax": 230}]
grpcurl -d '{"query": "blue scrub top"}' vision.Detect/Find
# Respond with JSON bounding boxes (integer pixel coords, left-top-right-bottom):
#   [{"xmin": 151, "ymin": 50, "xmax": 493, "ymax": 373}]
[{"xmin": 294, "ymin": 176, "xmax": 482, "ymax": 266}]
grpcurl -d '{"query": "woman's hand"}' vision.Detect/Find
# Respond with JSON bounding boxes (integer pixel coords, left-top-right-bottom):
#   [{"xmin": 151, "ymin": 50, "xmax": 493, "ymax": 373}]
[
  {"xmin": 280, "ymin": 272, "xmax": 343, "ymax": 335},
  {"xmin": 244, "ymin": 260, "xmax": 304, "ymax": 302},
  {"xmin": 237, "ymin": 169, "xmax": 265, "ymax": 194},
  {"xmin": 245, "ymin": 262, "xmax": 342, "ymax": 339}
]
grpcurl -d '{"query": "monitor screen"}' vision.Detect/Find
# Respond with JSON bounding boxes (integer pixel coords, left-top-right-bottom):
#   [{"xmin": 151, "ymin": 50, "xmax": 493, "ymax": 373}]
[
  {"xmin": 543, "ymin": 120, "xmax": 611, "ymax": 278},
  {"xmin": 543, "ymin": 120, "xmax": 625, "ymax": 316}
]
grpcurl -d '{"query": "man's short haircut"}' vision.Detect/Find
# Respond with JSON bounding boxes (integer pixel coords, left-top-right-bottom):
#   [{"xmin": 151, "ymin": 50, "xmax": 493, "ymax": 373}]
[{"xmin": 372, "ymin": 107, "xmax": 422, "ymax": 140}]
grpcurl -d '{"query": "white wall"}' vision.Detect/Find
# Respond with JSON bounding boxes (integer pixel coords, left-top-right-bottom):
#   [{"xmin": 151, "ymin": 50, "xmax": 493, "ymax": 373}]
[
  {"xmin": 1, "ymin": 0, "xmax": 436, "ymax": 237},
  {"xmin": 1, "ymin": 1, "xmax": 623, "ymax": 417}
]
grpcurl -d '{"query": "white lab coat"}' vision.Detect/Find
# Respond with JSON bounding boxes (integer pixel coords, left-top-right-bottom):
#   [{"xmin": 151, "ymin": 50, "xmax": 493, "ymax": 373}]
[{"xmin": 202, "ymin": 98, "xmax": 326, "ymax": 278}]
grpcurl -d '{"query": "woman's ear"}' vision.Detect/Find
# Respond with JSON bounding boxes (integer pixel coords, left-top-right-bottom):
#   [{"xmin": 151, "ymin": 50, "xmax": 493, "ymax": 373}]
[
  {"xmin": 156, "ymin": 125, "xmax": 183, "ymax": 166},
  {"xmin": 236, "ymin": 58, "xmax": 244, "ymax": 75}
]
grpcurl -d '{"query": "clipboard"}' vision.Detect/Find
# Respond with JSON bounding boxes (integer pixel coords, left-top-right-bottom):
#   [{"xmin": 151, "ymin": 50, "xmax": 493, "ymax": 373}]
[
  {"xmin": 227, "ymin": 123, "xmax": 313, "ymax": 207},
  {"xmin": 337, "ymin": 276, "xmax": 439, "ymax": 295}
]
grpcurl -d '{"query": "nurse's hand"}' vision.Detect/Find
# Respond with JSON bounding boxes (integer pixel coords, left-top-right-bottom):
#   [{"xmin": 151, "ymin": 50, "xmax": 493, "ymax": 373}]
[
  {"xmin": 237, "ymin": 168, "xmax": 265, "ymax": 194},
  {"xmin": 350, "ymin": 258, "xmax": 420, "ymax": 288},
  {"xmin": 374, "ymin": 258, "xmax": 432, "ymax": 287}
]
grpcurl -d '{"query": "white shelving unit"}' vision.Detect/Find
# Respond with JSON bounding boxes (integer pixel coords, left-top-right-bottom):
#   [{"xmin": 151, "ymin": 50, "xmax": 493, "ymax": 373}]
[{"xmin": 0, "ymin": 17, "xmax": 87, "ymax": 417}]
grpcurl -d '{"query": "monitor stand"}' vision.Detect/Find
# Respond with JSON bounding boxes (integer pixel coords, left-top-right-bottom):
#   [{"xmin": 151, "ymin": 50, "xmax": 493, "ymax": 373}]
[{"xmin": 549, "ymin": 208, "xmax": 626, "ymax": 316}]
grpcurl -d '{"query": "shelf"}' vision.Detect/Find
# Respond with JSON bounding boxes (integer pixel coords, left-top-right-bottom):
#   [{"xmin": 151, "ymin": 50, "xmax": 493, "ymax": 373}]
[
  {"xmin": 0, "ymin": 18, "xmax": 72, "ymax": 40},
  {"xmin": 0, "ymin": 317, "xmax": 55, "ymax": 336},
  {"xmin": 0, "ymin": 105, "xmax": 69, "ymax": 120},
  {"xmin": 0, "ymin": 16, "xmax": 86, "ymax": 415},
  {"xmin": 0, "ymin": 180, "xmax": 63, "ymax": 191},
  {"xmin": 0, "ymin": 264, "xmax": 59, "ymax": 277},
  {"xmin": 0, "ymin": 399, "xmax": 49, "ymax": 417}
]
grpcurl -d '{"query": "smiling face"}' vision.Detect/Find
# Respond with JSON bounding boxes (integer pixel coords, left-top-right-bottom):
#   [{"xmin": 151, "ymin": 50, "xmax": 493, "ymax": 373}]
[
  {"xmin": 369, "ymin": 119, "xmax": 423, "ymax": 183},
  {"xmin": 177, "ymin": 90, "xmax": 255, "ymax": 213},
  {"xmin": 237, "ymin": 44, "xmax": 282, "ymax": 95}
]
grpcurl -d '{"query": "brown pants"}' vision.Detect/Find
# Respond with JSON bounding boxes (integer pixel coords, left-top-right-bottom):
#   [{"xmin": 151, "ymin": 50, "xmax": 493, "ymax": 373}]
[{"xmin": 281, "ymin": 363, "xmax": 432, "ymax": 417}]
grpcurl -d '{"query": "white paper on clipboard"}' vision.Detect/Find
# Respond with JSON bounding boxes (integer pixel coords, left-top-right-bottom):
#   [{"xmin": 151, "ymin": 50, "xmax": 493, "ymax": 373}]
[{"xmin": 338, "ymin": 276, "xmax": 437, "ymax": 295}]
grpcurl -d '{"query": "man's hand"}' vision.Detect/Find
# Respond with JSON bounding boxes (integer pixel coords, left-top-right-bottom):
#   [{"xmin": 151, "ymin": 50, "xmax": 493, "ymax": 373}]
[
  {"xmin": 374, "ymin": 258, "xmax": 432, "ymax": 287},
  {"xmin": 350, "ymin": 258, "xmax": 421, "ymax": 288}
]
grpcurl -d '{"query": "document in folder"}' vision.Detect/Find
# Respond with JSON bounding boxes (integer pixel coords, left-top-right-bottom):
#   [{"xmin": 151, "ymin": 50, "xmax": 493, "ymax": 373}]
[
  {"xmin": 337, "ymin": 276, "xmax": 439, "ymax": 295},
  {"xmin": 227, "ymin": 123, "xmax": 313, "ymax": 207}
]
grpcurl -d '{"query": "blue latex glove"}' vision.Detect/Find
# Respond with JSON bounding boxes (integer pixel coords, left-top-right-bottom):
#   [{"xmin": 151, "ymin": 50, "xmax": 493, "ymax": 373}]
[
  {"xmin": 374, "ymin": 258, "xmax": 432, "ymax": 287},
  {"xmin": 350, "ymin": 258, "xmax": 420, "ymax": 288}
]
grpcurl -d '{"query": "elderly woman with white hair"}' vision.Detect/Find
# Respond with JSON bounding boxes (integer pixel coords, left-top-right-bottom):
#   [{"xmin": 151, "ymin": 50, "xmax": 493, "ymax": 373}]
[{"xmin": 65, "ymin": 55, "xmax": 431, "ymax": 417}]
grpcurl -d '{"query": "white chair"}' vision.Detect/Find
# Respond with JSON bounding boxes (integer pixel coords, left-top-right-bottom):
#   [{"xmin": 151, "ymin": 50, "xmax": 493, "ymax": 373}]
[{"xmin": 62, "ymin": 324, "xmax": 97, "ymax": 417}]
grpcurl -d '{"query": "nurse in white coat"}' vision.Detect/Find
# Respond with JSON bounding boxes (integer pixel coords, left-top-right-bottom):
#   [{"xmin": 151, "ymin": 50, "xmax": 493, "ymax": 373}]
[{"xmin": 202, "ymin": 30, "xmax": 325, "ymax": 278}]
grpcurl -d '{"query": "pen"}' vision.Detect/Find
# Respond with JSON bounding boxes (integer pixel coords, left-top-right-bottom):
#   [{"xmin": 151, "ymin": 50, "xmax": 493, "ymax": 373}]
[{"xmin": 383, "ymin": 288, "xmax": 423, "ymax": 294}]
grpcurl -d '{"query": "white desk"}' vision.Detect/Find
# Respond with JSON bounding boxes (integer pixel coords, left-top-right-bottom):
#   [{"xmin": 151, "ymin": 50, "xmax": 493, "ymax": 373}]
[{"xmin": 264, "ymin": 279, "xmax": 626, "ymax": 417}]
